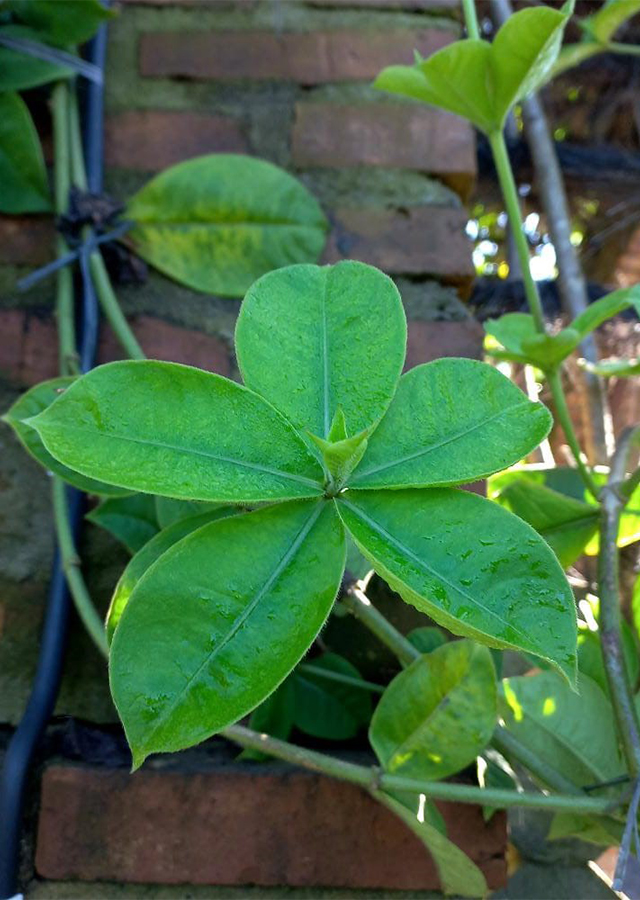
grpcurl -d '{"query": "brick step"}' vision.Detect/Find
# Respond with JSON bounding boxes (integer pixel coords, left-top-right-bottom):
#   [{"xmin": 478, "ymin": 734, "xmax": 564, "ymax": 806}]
[{"xmin": 36, "ymin": 758, "xmax": 507, "ymax": 890}]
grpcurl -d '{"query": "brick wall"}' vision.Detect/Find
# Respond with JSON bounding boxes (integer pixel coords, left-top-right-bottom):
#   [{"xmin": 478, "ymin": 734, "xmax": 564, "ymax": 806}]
[{"xmin": 0, "ymin": 0, "xmax": 478, "ymax": 724}]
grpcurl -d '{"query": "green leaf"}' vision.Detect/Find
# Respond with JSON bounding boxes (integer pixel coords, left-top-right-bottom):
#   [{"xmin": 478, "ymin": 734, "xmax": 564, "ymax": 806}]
[
  {"xmin": 106, "ymin": 507, "xmax": 238, "ymax": 643},
  {"xmin": 293, "ymin": 653, "xmax": 373, "ymax": 739},
  {"xmin": 499, "ymin": 672, "xmax": 625, "ymax": 786},
  {"xmin": 548, "ymin": 811, "xmax": 623, "ymax": 846},
  {"xmin": 0, "ymin": 25, "xmax": 73, "ymax": 90},
  {"xmin": 110, "ymin": 499, "xmax": 345, "ymax": 766},
  {"xmin": 87, "ymin": 494, "xmax": 159, "ymax": 554},
  {"xmin": 374, "ymin": 4, "xmax": 572, "ymax": 133},
  {"xmin": 375, "ymin": 41, "xmax": 495, "ymax": 132},
  {"xmin": 2, "ymin": 377, "xmax": 129, "ymax": 497},
  {"xmin": 583, "ymin": 0, "xmax": 640, "ymax": 43},
  {"xmin": 489, "ymin": 464, "xmax": 640, "ymax": 555},
  {"xmin": 491, "ymin": 478, "xmax": 599, "ymax": 568},
  {"xmin": 633, "ymin": 573, "xmax": 640, "ymax": 642},
  {"xmin": 484, "ymin": 313, "xmax": 581, "ymax": 369},
  {"xmin": 27, "ymin": 361, "xmax": 325, "ymax": 503},
  {"xmin": 570, "ymin": 286, "xmax": 640, "ymax": 339},
  {"xmin": 236, "ymin": 261, "xmax": 406, "ymax": 440},
  {"xmin": 370, "ymin": 640, "xmax": 497, "ymax": 781},
  {"xmin": 154, "ymin": 496, "xmax": 224, "ymax": 529},
  {"xmin": 376, "ymin": 792, "xmax": 488, "ymax": 898},
  {"xmin": 0, "ymin": 92, "xmax": 51, "ymax": 213},
  {"xmin": 407, "ymin": 626, "xmax": 447, "ymax": 654},
  {"xmin": 337, "ymin": 488, "xmax": 577, "ymax": 683},
  {"xmin": 350, "ymin": 359, "xmax": 552, "ymax": 490},
  {"xmin": 125, "ymin": 155, "xmax": 328, "ymax": 298},
  {"xmin": 6, "ymin": 0, "xmax": 115, "ymax": 46}
]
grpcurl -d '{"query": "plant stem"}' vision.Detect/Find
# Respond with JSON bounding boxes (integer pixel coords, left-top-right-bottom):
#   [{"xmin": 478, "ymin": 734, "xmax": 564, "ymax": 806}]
[
  {"xmin": 340, "ymin": 585, "xmax": 420, "ymax": 668},
  {"xmin": 547, "ymin": 368, "xmax": 601, "ymax": 500},
  {"xmin": 52, "ymin": 82, "xmax": 79, "ymax": 377},
  {"xmin": 223, "ymin": 724, "xmax": 619, "ymax": 815},
  {"xmin": 488, "ymin": 130, "xmax": 546, "ymax": 334},
  {"xmin": 299, "ymin": 664, "xmax": 385, "ymax": 694},
  {"xmin": 67, "ymin": 85, "xmax": 145, "ymax": 362},
  {"xmin": 487, "ymin": 129, "xmax": 600, "ymax": 498},
  {"xmin": 599, "ymin": 428, "xmax": 640, "ymax": 777},
  {"xmin": 52, "ymin": 478, "xmax": 109, "ymax": 658},
  {"xmin": 462, "ymin": 0, "xmax": 481, "ymax": 39},
  {"xmin": 492, "ymin": 725, "xmax": 581, "ymax": 795},
  {"xmin": 89, "ymin": 253, "xmax": 145, "ymax": 360}
]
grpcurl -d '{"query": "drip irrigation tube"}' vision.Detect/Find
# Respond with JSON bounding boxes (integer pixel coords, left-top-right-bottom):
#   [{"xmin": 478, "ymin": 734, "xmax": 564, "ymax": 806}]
[{"xmin": 0, "ymin": 22, "xmax": 107, "ymax": 900}]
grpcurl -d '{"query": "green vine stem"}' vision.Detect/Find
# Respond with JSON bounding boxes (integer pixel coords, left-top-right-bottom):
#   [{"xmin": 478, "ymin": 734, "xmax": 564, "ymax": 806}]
[
  {"xmin": 222, "ymin": 724, "xmax": 619, "ymax": 816},
  {"xmin": 52, "ymin": 82, "xmax": 78, "ymax": 377},
  {"xmin": 488, "ymin": 130, "xmax": 546, "ymax": 334},
  {"xmin": 299, "ymin": 663, "xmax": 385, "ymax": 694},
  {"xmin": 487, "ymin": 127, "xmax": 600, "ymax": 498},
  {"xmin": 340, "ymin": 583, "xmax": 421, "ymax": 668},
  {"xmin": 462, "ymin": 0, "xmax": 481, "ymax": 39},
  {"xmin": 547, "ymin": 368, "xmax": 601, "ymax": 500},
  {"xmin": 67, "ymin": 90, "xmax": 145, "ymax": 362},
  {"xmin": 599, "ymin": 428, "xmax": 640, "ymax": 776},
  {"xmin": 52, "ymin": 478, "xmax": 109, "ymax": 658}
]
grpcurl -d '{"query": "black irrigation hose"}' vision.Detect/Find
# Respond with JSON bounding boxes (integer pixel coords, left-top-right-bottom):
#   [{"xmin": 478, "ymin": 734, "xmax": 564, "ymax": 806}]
[{"xmin": 0, "ymin": 23, "xmax": 107, "ymax": 899}]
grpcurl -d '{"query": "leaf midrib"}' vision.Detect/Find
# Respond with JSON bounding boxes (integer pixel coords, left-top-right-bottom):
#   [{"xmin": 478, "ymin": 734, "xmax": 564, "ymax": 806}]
[
  {"xmin": 141, "ymin": 501, "xmax": 325, "ymax": 750},
  {"xmin": 353, "ymin": 401, "xmax": 530, "ymax": 481},
  {"xmin": 41, "ymin": 422, "xmax": 323, "ymax": 491}
]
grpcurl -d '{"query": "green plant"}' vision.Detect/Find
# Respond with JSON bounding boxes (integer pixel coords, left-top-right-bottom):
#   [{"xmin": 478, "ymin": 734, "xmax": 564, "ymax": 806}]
[{"xmin": 5, "ymin": 1, "xmax": 640, "ymax": 897}]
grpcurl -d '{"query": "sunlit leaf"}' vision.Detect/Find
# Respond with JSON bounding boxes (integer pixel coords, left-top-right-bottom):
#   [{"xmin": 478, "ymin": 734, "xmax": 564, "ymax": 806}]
[
  {"xmin": 106, "ymin": 507, "xmax": 239, "ymax": 642},
  {"xmin": 375, "ymin": 4, "xmax": 573, "ymax": 133},
  {"xmin": 499, "ymin": 671, "xmax": 625, "ymax": 786},
  {"xmin": 236, "ymin": 261, "xmax": 406, "ymax": 440},
  {"xmin": 337, "ymin": 488, "xmax": 577, "ymax": 683},
  {"xmin": 350, "ymin": 359, "xmax": 551, "ymax": 490},
  {"xmin": 2, "ymin": 377, "xmax": 129, "ymax": 496},
  {"xmin": 110, "ymin": 499, "xmax": 345, "ymax": 767},
  {"xmin": 125, "ymin": 155, "xmax": 328, "ymax": 298},
  {"xmin": 491, "ymin": 478, "xmax": 599, "ymax": 567},
  {"xmin": 0, "ymin": 92, "xmax": 51, "ymax": 213},
  {"xmin": 27, "ymin": 361, "xmax": 325, "ymax": 503},
  {"xmin": 489, "ymin": 464, "xmax": 640, "ymax": 554},
  {"xmin": 370, "ymin": 640, "xmax": 497, "ymax": 781}
]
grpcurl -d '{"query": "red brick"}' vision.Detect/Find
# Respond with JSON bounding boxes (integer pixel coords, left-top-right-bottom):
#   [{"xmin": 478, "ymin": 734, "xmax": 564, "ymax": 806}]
[
  {"xmin": 324, "ymin": 207, "xmax": 474, "ymax": 282},
  {"xmin": 0, "ymin": 216, "xmax": 54, "ymax": 266},
  {"xmin": 104, "ymin": 111, "xmax": 247, "ymax": 171},
  {"xmin": 36, "ymin": 762, "xmax": 507, "ymax": 889},
  {"xmin": 140, "ymin": 30, "xmax": 454, "ymax": 84},
  {"xmin": 405, "ymin": 319, "xmax": 484, "ymax": 369},
  {"xmin": 0, "ymin": 310, "xmax": 230, "ymax": 386},
  {"xmin": 292, "ymin": 104, "xmax": 475, "ymax": 197}
]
